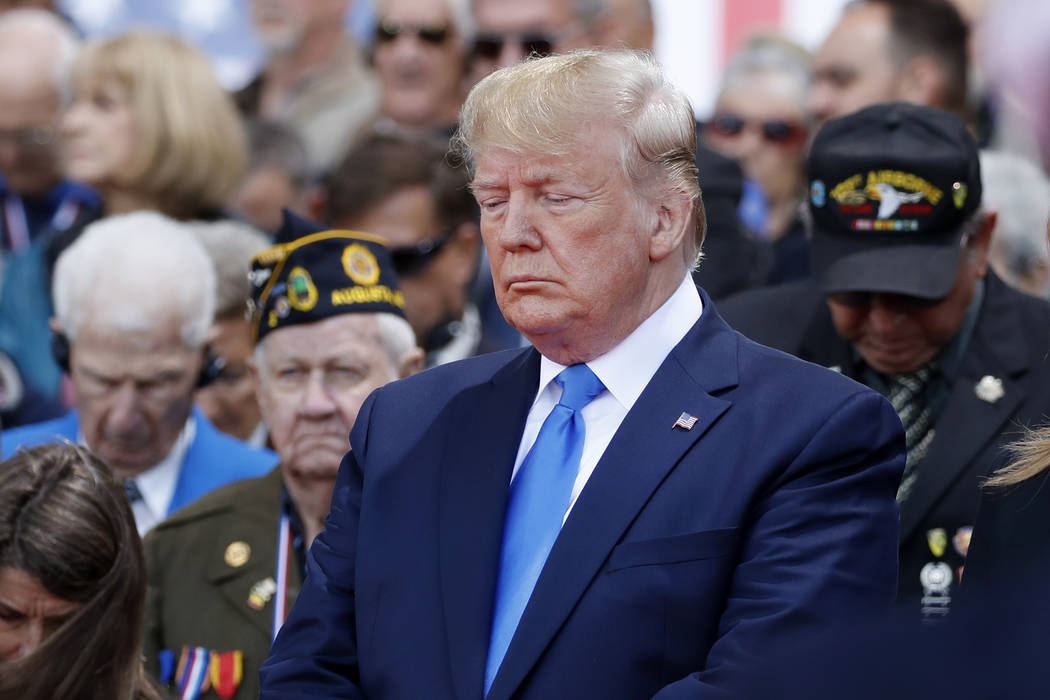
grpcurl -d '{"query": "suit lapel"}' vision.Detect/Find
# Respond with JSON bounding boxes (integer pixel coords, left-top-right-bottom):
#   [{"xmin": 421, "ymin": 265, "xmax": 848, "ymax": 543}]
[
  {"xmin": 898, "ymin": 277, "xmax": 1032, "ymax": 542},
  {"xmin": 439, "ymin": 349, "xmax": 540, "ymax": 700},
  {"xmin": 485, "ymin": 307, "xmax": 739, "ymax": 700}
]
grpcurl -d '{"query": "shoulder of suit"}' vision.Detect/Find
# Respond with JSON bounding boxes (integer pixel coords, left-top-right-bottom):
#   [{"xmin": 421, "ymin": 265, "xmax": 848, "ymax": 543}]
[
  {"xmin": 716, "ymin": 278, "xmax": 824, "ymax": 346},
  {"xmin": 150, "ymin": 466, "xmax": 282, "ymax": 533},
  {"xmin": 375, "ymin": 346, "xmax": 530, "ymax": 402},
  {"xmin": 0, "ymin": 411, "xmax": 78, "ymax": 458}
]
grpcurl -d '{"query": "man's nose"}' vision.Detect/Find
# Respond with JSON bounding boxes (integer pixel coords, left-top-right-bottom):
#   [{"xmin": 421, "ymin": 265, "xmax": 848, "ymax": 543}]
[
  {"xmin": 868, "ymin": 296, "xmax": 904, "ymax": 331},
  {"xmin": 495, "ymin": 196, "xmax": 541, "ymax": 251},
  {"xmin": 107, "ymin": 383, "xmax": 146, "ymax": 435},
  {"xmin": 299, "ymin": 370, "xmax": 337, "ymax": 417}
]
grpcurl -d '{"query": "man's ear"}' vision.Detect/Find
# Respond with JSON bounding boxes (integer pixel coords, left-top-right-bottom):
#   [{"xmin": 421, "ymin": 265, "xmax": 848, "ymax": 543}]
[
  {"xmin": 894, "ymin": 55, "xmax": 944, "ymax": 107},
  {"xmin": 398, "ymin": 347, "xmax": 426, "ymax": 378},
  {"xmin": 649, "ymin": 193, "xmax": 692, "ymax": 263},
  {"xmin": 968, "ymin": 209, "xmax": 997, "ymax": 277}
]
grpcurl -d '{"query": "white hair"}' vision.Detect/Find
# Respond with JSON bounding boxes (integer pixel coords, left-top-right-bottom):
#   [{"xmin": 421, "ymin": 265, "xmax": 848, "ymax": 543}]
[
  {"xmin": 254, "ymin": 312, "xmax": 417, "ymax": 378},
  {"xmin": 719, "ymin": 33, "xmax": 812, "ymax": 115},
  {"xmin": 188, "ymin": 219, "xmax": 270, "ymax": 319},
  {"xmin": 52, "ymin": 212, "xmax": 217, "ymax": 348},
  {"xmin": 0, "ymin": 9, "xmax": 80, "ymax": 104}
]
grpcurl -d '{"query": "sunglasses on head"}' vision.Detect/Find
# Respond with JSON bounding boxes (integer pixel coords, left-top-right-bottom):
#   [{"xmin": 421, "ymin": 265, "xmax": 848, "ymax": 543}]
[
  {"xmin": 375, "ymin": 20, "xmax": 450, "ymax": 45},
  {"xmin": 471, "ymin": 32, "xmax": 555, "ymax": 60},
  {"xmin": 708, "ymin": 113, "xmax": 807, "ymax": 145},
  {"xmin": 389, "ymin": 229, "xmax": 455, "ymax": 277},
  {"xmin": 827, "ymin": 291, "xmax": 942, "ymax": 310}
]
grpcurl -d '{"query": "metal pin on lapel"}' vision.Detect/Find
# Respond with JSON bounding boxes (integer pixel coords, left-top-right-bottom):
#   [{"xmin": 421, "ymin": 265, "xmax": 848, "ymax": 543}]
[
  {"xmin": 975, "ymin": 375, "xmax": 1004, "ymax": 404},
  {"xmin": 673, "ymin": 412, "xmax": 698, "ymax": 431}
]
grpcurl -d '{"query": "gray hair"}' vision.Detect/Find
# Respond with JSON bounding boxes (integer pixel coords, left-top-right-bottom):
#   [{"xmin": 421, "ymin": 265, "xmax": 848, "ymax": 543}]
[
  {"xmin": 979, "ymin": 150, "xmax": 1050, "ymax": 291},
  {"xmin": 245, "ymin": 118, "xmax": 312, "ymax": 189},
  {"xmin": 52, "ymin": 212, "xmax": 216, "ymax": 348},
  {"xmin": 719, "ymin": 33, "xmax": 812, "ymax": 114},
  {"xmin": 188, "ymin": 219, "xmax": 270, "ymax": 319},
  {"xmin": 0, "ymin": 9, "xmax": 80, "ymax": 104},
  {"xmin": 254, "ymin": 312, "xmax": 417, "ymax": 377},
  {"xmin": 452, "ymin": 48, "xmax": 703, "ymax": 265}
]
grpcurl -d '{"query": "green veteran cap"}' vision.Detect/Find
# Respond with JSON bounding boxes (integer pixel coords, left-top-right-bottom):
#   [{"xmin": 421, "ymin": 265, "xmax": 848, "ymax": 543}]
[{"xmin": 248, "ymin": 210, "xmax": 406, "ymax": 343}]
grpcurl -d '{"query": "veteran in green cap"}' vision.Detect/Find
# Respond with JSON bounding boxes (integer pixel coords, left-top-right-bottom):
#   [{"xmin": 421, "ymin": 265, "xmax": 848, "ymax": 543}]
[{"xmin": 142, "ymin": 212, "xmax": 424, "ymax": 699}]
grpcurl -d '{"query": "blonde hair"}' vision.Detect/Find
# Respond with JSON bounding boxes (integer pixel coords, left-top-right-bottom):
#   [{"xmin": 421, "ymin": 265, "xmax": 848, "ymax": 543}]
[
  {"xmin": 73, "ymin": 32, "xmax": 247, "ymax": 218},
  {"xmin": 984, "ymin": 424, "xmax": 1050, "ymax": 487},
  {"xmin": 452, "ymin": 49, "xmax": 705, "ymax": 266}
]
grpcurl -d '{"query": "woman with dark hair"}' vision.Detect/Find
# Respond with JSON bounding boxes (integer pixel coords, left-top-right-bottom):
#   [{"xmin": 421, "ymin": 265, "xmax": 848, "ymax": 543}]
[{"xmin": 0, "ymin": 443, "xmax": 162, "ymax": 700}]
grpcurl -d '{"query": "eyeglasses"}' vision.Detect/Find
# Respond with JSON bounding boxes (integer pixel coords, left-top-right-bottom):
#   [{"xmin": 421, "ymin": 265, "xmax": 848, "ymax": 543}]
[
  {"xmin": 375, "ymin": 20, "xmax": 451, "ymax": 45},
  {"xmin": 389, "ymin": 229, "xmax": 455, "ymax": 277},
  {"xmin": 0, "ymin": 125, "xmax": 56, "ymax": 149},
  {"xmin": 471, "ymin": 32, "xmax": 556, "ymax": 60},
  {"xmin": 827, "ymin": 291, "xmax": 942, "ymax": 310},
  {"xmin": 707, "ymin": 113, "xmax": 807, "ymax": 146}
]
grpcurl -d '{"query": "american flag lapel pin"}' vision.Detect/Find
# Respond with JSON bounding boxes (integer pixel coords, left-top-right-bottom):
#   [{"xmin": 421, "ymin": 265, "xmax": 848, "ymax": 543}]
[{"xmin": 673, "ymin": 412, "xmax": 698, "ymax": 431}]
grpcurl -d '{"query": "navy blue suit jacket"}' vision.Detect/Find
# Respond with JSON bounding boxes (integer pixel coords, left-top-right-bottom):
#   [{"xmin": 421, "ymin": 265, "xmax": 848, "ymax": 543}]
[{"xmin": 260, "ymin": 292, "xmax": 905, "ymax": 699}]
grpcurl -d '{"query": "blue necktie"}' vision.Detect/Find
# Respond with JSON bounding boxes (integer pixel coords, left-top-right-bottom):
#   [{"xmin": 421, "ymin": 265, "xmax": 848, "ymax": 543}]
[{"xmin": 484, "ymin": 364, "xmax": 605, "ymax": 695}]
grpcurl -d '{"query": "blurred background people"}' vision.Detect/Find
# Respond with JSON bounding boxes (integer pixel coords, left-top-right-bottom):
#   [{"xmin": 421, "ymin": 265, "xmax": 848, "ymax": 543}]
[
  {"xmin": 0, "ymin": 443, "xmax": 162, "ymax": 700},
  {"xmin": 325, "ymin": 133, "xmax": 498, "ymax": 365},
  {"xmin": 0, "ymin": 10, "xmax": 98, "ymax": 426},
  {"xmin": 0, "ymin": 30, "xmax": 249, "ymax": 418},
  {"xmin": 237, "ymin": 0, "xmax": 379, "ymax": 174},
  {"xmin": 370, "ymin": 0, "xmax": 471, "ymax": 138},
  {"xmin": 595, "ymin": 0, "xmax": 654, "ymax": 51},
  {"xmin": 467, "ymin": 0, "xmax": 603, "ymax": 82},
  {"xmin": 703, "ymin": 34, "xmax": 813, "ymax": 284},
  {"xmin": 229, "ymin": 118, "xmax": 312, "ymax": 236},
  {"xmin": 0, "ymin": 212, "xmax": 277, "ymax": 535},
  {"xmin": 809, "ymin": 0, "xmax": 969, "ymax": 125},
  {"xmin": 144, "ymin": 213, "xmax": 422, "ymax": 700},
  {"xmin": 190, "ymin": 220, "xmax": 271, "ymax": 446},
  {"xmin": 62, "ymin": 31, "xmax": 247, "ymax": 222},
  {"xmin": 721, "ymin": 103, "xmax": 1050, "ymax": 616},
  {"xmin": 978, "ymin": 151, "xmax": 1050, "ymax": 298}
]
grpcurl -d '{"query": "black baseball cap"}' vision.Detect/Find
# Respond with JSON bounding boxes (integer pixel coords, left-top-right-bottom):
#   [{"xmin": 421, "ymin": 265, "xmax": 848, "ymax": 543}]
[
  {"xmin": 807, "ymin": 102, "xmax": 982, "ymax": 299},
  {"xmin": 248, "ymin": 210, "xmax": 406, "ymax": 343}
]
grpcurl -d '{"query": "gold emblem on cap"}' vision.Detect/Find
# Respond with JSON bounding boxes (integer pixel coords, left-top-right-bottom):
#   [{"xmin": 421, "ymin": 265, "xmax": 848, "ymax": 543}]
[
  {"xmin": 975, "ymin": 375, "xmax": 1004, "ymax": 404},
  {"xmin": 225, "ymin": 541, "xmax": 251, "ymax": 568},
  {"xmin": 288, "ymin": 266, "xmax": 319, "ymax": 312},
  {"xmin": 952, "ymin": 182, "xmax": 968, "ymax": 209},
  {"xmin": 342, "ymin": 243, "xmax": 380, "ymax": 286}
]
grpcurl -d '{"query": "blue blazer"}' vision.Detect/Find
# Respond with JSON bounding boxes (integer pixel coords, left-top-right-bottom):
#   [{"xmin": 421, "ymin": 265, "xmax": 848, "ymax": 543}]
[
  {"xmin": 2, "ymin": 405, "xmax": 278, "ymax": 516},
  {"xmin": 260, "ymin": 292, "xmax": 905, "ymax": 699}
]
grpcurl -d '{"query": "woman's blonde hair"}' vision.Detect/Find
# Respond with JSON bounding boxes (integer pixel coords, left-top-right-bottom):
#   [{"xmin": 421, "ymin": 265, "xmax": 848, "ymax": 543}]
[
  {"xmin": 984, "ymin": 424, "xmax": 1050, "ymax": 487},
  {"xmin": 73, "ymin": 31, "xmax": 247, "ymax": 218}
]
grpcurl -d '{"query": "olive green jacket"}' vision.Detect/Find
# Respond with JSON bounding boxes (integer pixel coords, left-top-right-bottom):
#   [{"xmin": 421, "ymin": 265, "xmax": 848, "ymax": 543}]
[{"xmin": 144, "ymin": 467, "xmax": 303, "ymax": 700}]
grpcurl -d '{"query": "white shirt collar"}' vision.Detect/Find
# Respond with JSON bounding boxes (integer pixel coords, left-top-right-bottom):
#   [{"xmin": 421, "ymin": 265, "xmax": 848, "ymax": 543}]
[
  {"xmin": 536, "ymin": 274, "xmax": 702, "ymax": 411},
  {"xmin": 79, "ymin": 414, "xmax": 196, "ymax": 530}
]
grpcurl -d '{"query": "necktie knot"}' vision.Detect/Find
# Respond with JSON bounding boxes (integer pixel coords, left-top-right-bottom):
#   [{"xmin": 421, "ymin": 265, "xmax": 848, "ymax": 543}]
[{"xmin": 555, "ymin": 364, "xmax": 605, "ymax": 412}]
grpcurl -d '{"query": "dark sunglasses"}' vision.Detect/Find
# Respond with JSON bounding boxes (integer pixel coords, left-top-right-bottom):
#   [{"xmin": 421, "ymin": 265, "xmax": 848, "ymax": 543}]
[
  {"xmin": 827, "ymin": 291, "xmax": 942, "ymax": 310},
  {"xmin": 389, "ymin": 229, "xmax": 455, "ymax": 277},
  {"xmin": 708, "ymin": 113, "xmax": 807, "ymax": 145},
  {"xmin": 375, "ymin": 20, "xmax": 450, "ymax": 45},
  {"xmin": 471, "ymin": 32, "xmax": 554, "ymax": 60}
]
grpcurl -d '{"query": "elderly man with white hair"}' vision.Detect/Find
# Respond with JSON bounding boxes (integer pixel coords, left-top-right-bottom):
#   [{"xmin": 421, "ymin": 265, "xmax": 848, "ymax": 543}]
[
  {"xmin": 142, "ymin": 212, "xmax": 423, "ymax": 700},
  {"xmin": 1, "ymin": 212, "xmax": 278, "ymax": 534},
  {"xmin": 261, "ymin": 50, "xmax": 903, "ymax": 699}
]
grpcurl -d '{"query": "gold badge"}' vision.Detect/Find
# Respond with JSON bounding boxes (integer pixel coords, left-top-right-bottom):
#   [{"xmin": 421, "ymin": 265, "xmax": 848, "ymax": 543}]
[
  {"xmin": 927, "ymin": 528, "xmax": 947, "ymax": 558},
  {"xmin": 975, "ymin": 375, "xmax": 1004, "ymax": 404},
  {"xmin": 224, "ymin": 541, "xmax": 251, "ymax": 568},
  {"xmin": 952, "ymin": 181, "xmax": 968, "ymax": 209},
  {"xmin": 287, "ymin": 266, "xmax": 318, "ymax": 312},
  {"xmin": 342, "ymin": 243, "xmax": 380, "ymax": 286}
]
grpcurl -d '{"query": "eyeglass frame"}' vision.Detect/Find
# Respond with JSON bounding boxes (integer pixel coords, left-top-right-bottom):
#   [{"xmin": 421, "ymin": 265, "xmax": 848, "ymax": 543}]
[
  {"xmin": 706, "ymin": 112, "xmax": 808, "ymax": 146},
  {"xmin": 389, "ymin": 227, "xmax": 457, "ymax": 277},
  {"xmin": 374, "ymin": 19, "xmax": 453, "ymax": 46}
]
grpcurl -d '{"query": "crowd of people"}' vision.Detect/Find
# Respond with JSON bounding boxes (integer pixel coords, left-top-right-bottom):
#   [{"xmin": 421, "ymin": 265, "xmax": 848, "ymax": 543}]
[{"xmin": 1, "ymin": 0, "xmax": 1049, "ymax": 698}]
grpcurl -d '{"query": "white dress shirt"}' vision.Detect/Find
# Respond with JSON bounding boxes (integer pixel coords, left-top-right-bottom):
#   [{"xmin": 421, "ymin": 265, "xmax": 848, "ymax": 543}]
[
  {"xmin": 81, "ymin": 415, "xmax": 196, "ymax": 536},
  {"xmin": 511, "ymin": 275, "xmax": 703, "ymax": 521}
]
